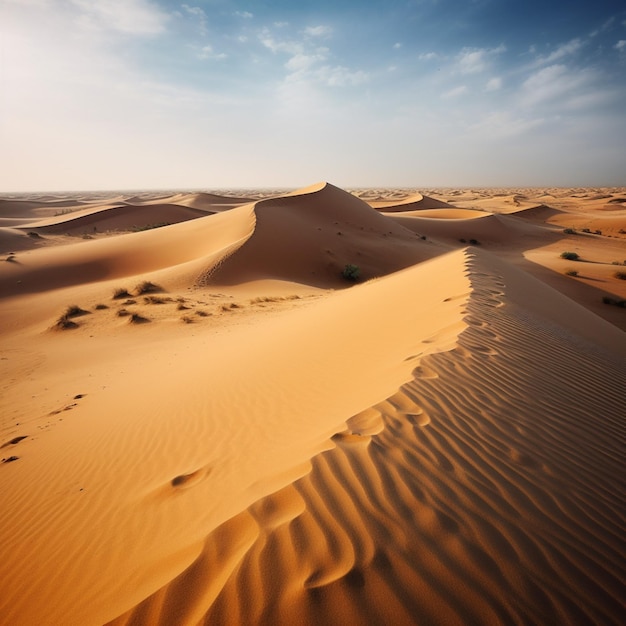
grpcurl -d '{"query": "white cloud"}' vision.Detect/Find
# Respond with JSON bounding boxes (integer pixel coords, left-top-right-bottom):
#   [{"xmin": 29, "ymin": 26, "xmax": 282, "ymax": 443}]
[
  {"xmin": 316, "ymin": 66, "xmax": 368, "ymax": 87},
  {"xmin": 305, "ymin": 25, "xmax": 332, "ymax": 37},
  {"xmin": 181, "ymin": 4, "xmax": 207, "ymax": 35},
  {"xmin": 197, "ymin": 44, "xmax": 227, "ymax": 60},
  {"xmin": 393, "ymin": 42, "xmax": 402, "ymax": 49},
  {"xmin": 274, "ymin": 21, "xmax": 288, "ymax": 28},
  {"xmin": 457, "ymin": 44, "xmax": 505, "ymax": 74},
  {"xmin": 538, "ymin": 38, "xmax": 584, "ymax": 64},
  {"xmin": 521, "ymin": 64, "xmax": 588, "ymax": 107},
  {"xmin": 234, "ymin": 11, "xmax": 253, "ymax": 19},
  {"xmin": 442, "ymin": 85, "xmax": 467, "ymax": 98},
  {"xmin": 70, "ymin": 0, "xmax": 169, "ymax": 35},
  {"xmin": 286, "ymin": 50, "xmax": 328, "ymax": 72},
  {"xmin": 485, "ymin": 77, "xmax": 502, "ymax": 91},
  {"xmin": 419, "ymin": 52, "xmax": 438, "ymax": 60},
  {"xmin": 615, "ymin": 40, "xmax": 626, "ymax": 50}
]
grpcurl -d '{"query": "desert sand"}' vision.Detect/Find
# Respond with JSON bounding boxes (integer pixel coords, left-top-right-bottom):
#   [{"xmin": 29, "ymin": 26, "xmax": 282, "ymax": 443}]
[{"xmin": 0, "ymin": 182, "xmax": 624, "ymax": 625}]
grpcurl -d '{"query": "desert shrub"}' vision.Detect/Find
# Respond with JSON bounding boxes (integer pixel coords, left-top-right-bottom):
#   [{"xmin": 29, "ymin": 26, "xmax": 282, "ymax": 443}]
[
  {"xmin": 123, "ymin": 299, "xmax": 137, "ymax": 305},
  {"xmin": 565, "ymin": 270, "xmax": 578, "ymax": 277},
  {"xmin": 563, "ymin": 228, "xmax": 576, "ymax": 235},
  {"xmin": 469, "ymin": 239, "xmax": 480, "ymax": 245},
  {"xmin": 595, "ymin": 230, "xmax": 602, "ymax": 235},
  {"xmin": 144, "ymin": 295, "xmax": 167, "ymax": 304},
  {"xmin": 459, "ymin": 238, "xmax": 467, "ymax": 243},
  {"xmin": 131, "ymin": 223, "xmax": 171, "ymax": 232},
  {"xmin": 94, "ymin": 304, "xmax": 108, "ymax": 310},
  {"xmin": 113, "ymin": 287, "xmax": 131, "ymax": 299},
  {"xmin": 135, "ymin": 281, "xmax": 161, "ymax": 295},
  {"xmin": 181, "ymin": 315, "xmax": 194, "ymax": 324},
  {"xmin": 64, "ymin": 305, "xmax": 89, "ymax": 318},
  {"xmin": 614, "ymin": 271, "xmax": 626, "ymax": 280},
  {"xmin": 195, "ymin": 310, "xmax": 210, "ymax": 317},
  {"xmin": 116, "ymin": 308, "xmax": 130, "ymax": 317},
  {"xmin": 27, "ymin": 231, "xmax": 42, "ymax": 239},
  {"xmin": 602, "ymin": 296, "xmax": 626, "ymax": 307},
  {"xmin": 177, "ymin": 302, "xmax": 191, "ymax": 310},
  {"xmin": 560, "ymin": 251, "xmax": 579, "ymax": 261},
  {"xmin": 342, "ymin": 264, "xmax": 361, "ymax": 281},
  {"xmin": 53, "ymin": 316, "xmax": 78, "ymax": 330},
  {"xmin": 129, "ymin": 313, "xmax": 149, "ymax": 324},
  {"xmin": 582, "ymin": 228, "xmax": 591, "ymax": 233}
]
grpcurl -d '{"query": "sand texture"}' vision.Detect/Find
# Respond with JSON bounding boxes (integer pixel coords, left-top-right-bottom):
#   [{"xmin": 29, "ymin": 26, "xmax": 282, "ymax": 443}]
[{"xmin": 1, "ymin": 183, "xmax": 625, "ymax": 625}]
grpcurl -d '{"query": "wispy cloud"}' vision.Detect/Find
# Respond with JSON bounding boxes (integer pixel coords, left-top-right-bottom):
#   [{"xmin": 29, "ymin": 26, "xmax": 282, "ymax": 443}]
[
  {"xmin": 456, "ymin": 45, "xmax": 505, "ymax": 74},
  {"xmin": 70, "ymin": 0, "xmax": 169, "ymax": 35},
  {"xmin": 485, "ymin": 77, "xmax": 502, "ymax": 91},
  {"xmin": 441, "ymin": 85, "xmax": 467, "ymax": 98},
  {"xmin": 304, "ymin": 25, "xmax": 332, "ymax": 38},
  {"xmin": 234, "ymin": 11, "xmax": 253, "ymax": 19},
  {"xmin": 181, "ymin": 4, "xmax": 207, "ymax": 36},
  {"xmin": 533, "ymin": 38, "xmax": 584, "ymax": 66}
]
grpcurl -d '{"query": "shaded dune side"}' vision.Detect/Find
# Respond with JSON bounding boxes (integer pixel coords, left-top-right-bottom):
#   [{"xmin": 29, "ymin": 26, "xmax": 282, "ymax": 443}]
[
  {"xmin": 369, "ymin": 194, "xmax": 456, "ymax": 212},
  {"xmin": 387, "ymin": 212, "xmax": 550, "ymax": 246},
  {"xmin": 0, "ymin": 206, "xmax": 255, "ymax": 297},
  {"xmin": 202, "ymin": 182, "xmax": 434, "ymax": 287},
  {"xmin": 109, "ymin": 250, "xmax": 625, "ymax": 626},
  {"xmin": 23, "ymin": 204, "xmax": 211, "ymax": 235}
]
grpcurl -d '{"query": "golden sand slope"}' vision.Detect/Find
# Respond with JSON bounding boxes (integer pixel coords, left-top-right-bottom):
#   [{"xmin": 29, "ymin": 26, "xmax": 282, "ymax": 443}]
[{"xmin": 0, "ymin": 184, "xmax": 625, "ymax": 626}]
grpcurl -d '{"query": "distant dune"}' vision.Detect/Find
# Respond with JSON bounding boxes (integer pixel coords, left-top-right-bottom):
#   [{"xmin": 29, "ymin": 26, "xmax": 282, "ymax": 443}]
[{"xmin": 0, "ymin": 183, "xmax": 625, "ymax": 626}]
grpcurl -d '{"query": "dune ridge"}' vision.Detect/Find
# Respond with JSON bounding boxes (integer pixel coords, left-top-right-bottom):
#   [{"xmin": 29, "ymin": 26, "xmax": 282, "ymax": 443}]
[{"xmin": 106, "ymin": 248, "xmax": 626, "ymax": 626}]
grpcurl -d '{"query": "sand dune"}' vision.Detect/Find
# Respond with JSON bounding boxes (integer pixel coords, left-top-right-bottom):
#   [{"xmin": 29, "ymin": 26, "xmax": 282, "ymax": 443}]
[
  {"xmin": 0, "ymin": 183, "xmax": 625, "ymax": 626},
  {"xmin": 368, "ymin": 192, "xmax": 456, "ymax": 212}
]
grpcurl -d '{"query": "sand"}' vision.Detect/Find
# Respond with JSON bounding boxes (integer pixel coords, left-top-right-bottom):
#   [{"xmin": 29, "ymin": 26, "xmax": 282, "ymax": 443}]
[{"xmin": 0, "ymin": 183, "xmax": 625, "ymax": 625}]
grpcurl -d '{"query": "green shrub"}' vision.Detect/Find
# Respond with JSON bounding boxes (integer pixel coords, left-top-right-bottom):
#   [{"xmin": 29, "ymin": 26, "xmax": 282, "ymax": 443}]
[
  {"xmin": 342, "ymin": 264, "xmax": 361, "ymax": 281},
  {"xmin": 560, "ymin": 251, "xmax": 579, "ymax": 261}
]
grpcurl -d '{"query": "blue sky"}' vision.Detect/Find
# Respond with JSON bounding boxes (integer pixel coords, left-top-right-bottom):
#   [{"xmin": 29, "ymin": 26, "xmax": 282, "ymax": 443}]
[{"xmin": 2, "ymin": 0, "xmax": 625, "ymax": 191}]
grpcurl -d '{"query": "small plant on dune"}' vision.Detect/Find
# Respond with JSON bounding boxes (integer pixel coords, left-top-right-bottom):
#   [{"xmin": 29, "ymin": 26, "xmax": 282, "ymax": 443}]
[
  {"xmin": 129, "ymin": 313, "xmax": 150, "ymax": 324},
  {"xmin": 135, "ymin": 280, "xmax": 161, "ymax": 295},
  {"xmin": 195, "ymin": 309, "xmax": 210, "ymax": 317},
  {"xmin": 113, "ymin": 287, "xmax": 131, "ymax": 300},
  {"xmin": 342, "ymin": 264, "xmax": 361, "ymax": 282},
  {"xmin": 614, "ymin": 271, "xmax": 626, "ymax": 280},
  {"xmin": 469, "ymin": 238, "xmax": 480, "ymax": 246},
  {"xmin": 144, "ymin": 295, "xmax": 167, "ymax": 305},
  {"xmin": 116, "ymin": 308, "xmax": 131, "ymax": 317},
  {"xmin": 27, "ymin": 231, "xmax": 42, "ymax": 239},
  {"xmin": 602, "ymin": 296, "xmax": 626, "ymax": 307},
  {"xmin": 5, "ymin": 254, "xmax": 17, "ymax": 263},
  {"xmin": 582, "ymin": 228, "xmax": 591, "ymax": 234},
  {"xmin": 131, "ymin": 222, "xmax": 171, "ymax": 232},
  {"xmin": 563, "ymin": 228, "xmax": 576, "ymax": 235},
  {"xmin": 565, "ymin": 270, "xmax": 578, "ymax": 277},
  {"xmin": 560, "ymin": 251, "xmax": 580, "ymax": 261},
  {"xmin": 53, "ymin": 315, "xmax": 78, "ymax": 330},
  {"xmin": 181, "ymin": 315, "xmax": 194, "ymax": 324},
  {"xmin": 177, "ymin": 302, "xmax": 191, "ymax": 310},
  {"xmin": 94, "ymin": 303, "xmax": 108, "ymax": 310},
  {"xmin": 64, "ymin": 305, "xmax": 90, "ymax": 318}
]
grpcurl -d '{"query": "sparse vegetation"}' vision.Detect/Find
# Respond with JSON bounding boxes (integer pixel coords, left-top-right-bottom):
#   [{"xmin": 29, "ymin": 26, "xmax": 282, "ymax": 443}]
[
  {"xmin": 143, "ymin": 295, "xmax": 167, "ymax": 304},
  {"xmin": 64, "ymin": 305, "xmax": 90, "ymax": 318},
  {"xmin": 135, "ymin": 281, "xmax": 161, "ymax": 295},
  {"xmin": 131, "ymin": 223, "xmax": 171, "ymax": 232},
  {"xmin": 582, "ymin": 228, "xmax": 591, "ymax": 233},
  {"xmin": 602, "ymin": 296, "xmax": 626, "ymax": 307},
  {"xmin": 342, "ymin": 264, "xmax": 361, "ymax": 282},
  {"xmin": 614, "ymin": 271, "xmax": 626, "ymax": 280},
  {"xmin": 560, "ymin": 251, "xmax": 580, "ymax": 261},
  {"xmin": 116, "ymin": 308, "xmax": 131, "ymax": 317},
  {"xmin": 195, "ymin": 310, "xmax": 210, "ymax": 317},
  {"xmin": 565, "ymin": 270, "xmax": 579, "ymax": 277},
  {"xmin": 94, "ymin": 304, "xmax": 108, "ymax": 310},
  {"xmin": 113, "ymin": 287, "xmax": 131, "ymax": 300},
  {"xmin": 563, "ymin": 228, "xmax": 576, "ymax": 235},
  {"xmin": 53, "ymin": 316, "xmax": 79, "ymax": 330},
  {"xmin": 177, "ymin": 302, "xmax": 191, "ymax": 310},
  {"xmin": 27, "ymin": 231, "xmax": 42, "ymax": 239},
  {"xmin": 129, "ymin": 313, "xmax": 149, "ymax": 324},
  {"xmin": 469, "ymin": 239, "xmax": 480, "ymax": 245},
  {"xmin": 5, "ymin": 254, "xmax": 17, "ymax": 263},
  {"xmin": 181, "ymin": 315, "xmax": 195, "ymax": 324}
]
